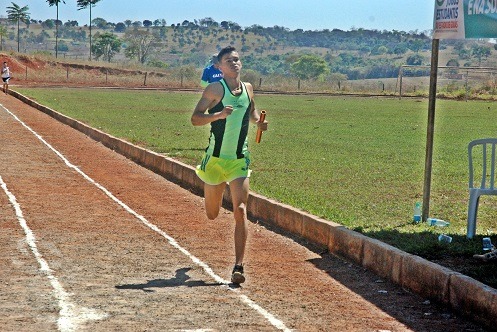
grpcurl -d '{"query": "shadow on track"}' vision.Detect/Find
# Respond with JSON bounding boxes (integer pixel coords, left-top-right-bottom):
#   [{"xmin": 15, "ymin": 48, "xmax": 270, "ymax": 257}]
[{"xmin": 115, "ymin": 267, "xmax": 222, "ymax": 292}]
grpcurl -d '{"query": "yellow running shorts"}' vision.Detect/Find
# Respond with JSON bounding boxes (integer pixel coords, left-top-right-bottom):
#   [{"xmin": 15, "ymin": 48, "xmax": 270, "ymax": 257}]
[{"xmin": 196, "ymin": 154, "xmax": 251, "ymax": 185}]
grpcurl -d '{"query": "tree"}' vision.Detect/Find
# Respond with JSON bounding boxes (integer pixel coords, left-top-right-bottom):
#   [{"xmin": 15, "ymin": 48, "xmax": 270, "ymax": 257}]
[
  {"xmin": 458, "ymin": 48, "xmax": 471, "ymax": 60},
  {"xmin": 46, "ymin": 0, "xmax": 65, "ymax": 58},
  {"xmin": 0, "ymin": 25, "xmax": 7, "ymax": 51},
  {"xmin": 77, "ymin": 0, "xmax": 103, "ymax": 61},
  {"xmin": 409, "ymin": 39, "xmax": 425, "ymax": 53},
  {"xmin": 123, "ymin": 29, "xmax": 161, "ymax": 64},
  {"xmin": 64, "ymin": 20, "xmax": 78, "ymax": 27},
  {"xmin": 199, "ymin": 17, "xmax": 217, "ymax": 28},
  {"xmin": 290, "ymin": 54, "xmax": 330, "ymax": 80},
  {"xmin": 446, "ymin": 59, "xmax": 460, "ymax": 67},
  {"xmin": 454, "ymin": 41, "xmax": 466, "ymax": 52},
  {"xmin": 92, "ymin": 17, "xmax": 107, "ymax": 29},
  {"xmin": 7, "ymin": 2, "xmax": 30, "ymax": 52},
  {"xmin": 406, "ymin": 54, "xmax": 424, "ymax": 66},
  {"xmin": 41, "ymin": 19, "xmax": 55, "ymax": 29},
  {"xmin": 151, "ymin": 19, "xmax": 166, "ymax": 27},
  {"xmin": 471, "ymin": 44, "xmax": 491, "ymax": 66},
  {"xmin": 56, "ymin": 39, "xmax": 68, "ymax": 52},
  {"xmin": 446, "ymin": 58, "xmax": 460, "ymax": 76},
  {"xmin": 91, "ymin": 32, "xmax": 121, "ymax": 62},
  {"xmin": 220, "ymin": 21, "xmax": 230, "ymax": 29},
  {"xmin": 393, "ymin": 42, "xmax": 408, "ymax": 55},
  {"xmin": 376, "ymin": 45, "xmax": 388, "ymax": 55},
  {"xmin": 114, "ymin": 22, "xmax": 126, "ymax": 33}
]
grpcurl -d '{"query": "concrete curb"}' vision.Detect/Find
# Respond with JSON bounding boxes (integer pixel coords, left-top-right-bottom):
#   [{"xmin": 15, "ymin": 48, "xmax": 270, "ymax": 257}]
[{"xmin": 11, "ymin": 90, "xmax": 497, "ymax": 330}]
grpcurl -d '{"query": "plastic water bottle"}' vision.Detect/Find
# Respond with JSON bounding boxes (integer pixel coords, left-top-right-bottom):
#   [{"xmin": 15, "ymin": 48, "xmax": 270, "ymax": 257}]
[
  {"xmin": 427, "ymin": 218, "xmax": 450, "ymax": 227},
  {"xmin": 438, "ymin": 234, "xmax": 452, "ymax": 243},
  {"xmin": 413, "ymin": 202, "xmax": 421, "ymax": 223},
  {"xmin": 482, "ymin": 237, "xmax": 493, "ymax": 251}
]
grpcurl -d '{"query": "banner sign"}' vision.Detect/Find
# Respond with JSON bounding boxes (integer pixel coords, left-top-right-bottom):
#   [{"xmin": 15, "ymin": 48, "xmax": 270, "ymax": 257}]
[{"xmin": 433, "ymin": 0, "xmax": 497, "ymax": 39}]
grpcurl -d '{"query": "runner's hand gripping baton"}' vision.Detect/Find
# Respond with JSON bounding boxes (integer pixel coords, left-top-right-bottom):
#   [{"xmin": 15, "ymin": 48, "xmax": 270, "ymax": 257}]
[{"xmin": 255, "ymin": 110, "xmax": 266, "ymax": 143}]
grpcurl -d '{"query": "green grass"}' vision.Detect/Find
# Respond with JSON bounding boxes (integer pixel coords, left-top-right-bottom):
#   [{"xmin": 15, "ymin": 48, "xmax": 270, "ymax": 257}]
[{"xmin": 16, "ymin": 87, "xmax": 497, "ymax": 288}]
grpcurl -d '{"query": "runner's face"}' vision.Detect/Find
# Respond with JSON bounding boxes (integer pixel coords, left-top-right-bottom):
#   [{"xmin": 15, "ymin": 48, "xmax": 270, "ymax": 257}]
[{"xmin": 219, "ymin": 52, "xmax": 241, "ymax": 75}]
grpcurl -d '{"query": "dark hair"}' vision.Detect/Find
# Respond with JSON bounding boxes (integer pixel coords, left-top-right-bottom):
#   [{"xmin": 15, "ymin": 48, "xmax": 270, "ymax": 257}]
[{"xmin": 217, "ymin": 46, "xmax": 236, "ymax": 62}]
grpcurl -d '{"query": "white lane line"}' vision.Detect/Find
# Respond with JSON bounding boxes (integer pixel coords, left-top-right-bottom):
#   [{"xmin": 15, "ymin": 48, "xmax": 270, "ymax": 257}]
[
  {"xmin": 1, "ymin": 104, "xmax": 292, "ymax": 331},
  {"xmin": 0, "ymin": 175, "xmax": 108, "ymax": 332}
]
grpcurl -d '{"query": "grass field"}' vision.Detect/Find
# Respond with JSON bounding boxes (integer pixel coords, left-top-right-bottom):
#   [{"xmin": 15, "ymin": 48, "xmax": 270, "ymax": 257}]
[{"xmin": 15, "ymin": 87, "xmax": 497, "ymax": 287}]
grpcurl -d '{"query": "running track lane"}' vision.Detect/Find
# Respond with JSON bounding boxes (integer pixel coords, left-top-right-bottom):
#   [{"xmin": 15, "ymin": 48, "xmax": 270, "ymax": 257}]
[
  {"xmin": 0, "ymin": 93, "xmax": 486, "ymax": 332},
  {"xmin": 0, "ymin": 104, "xmax": 290, "ymax": 331}
]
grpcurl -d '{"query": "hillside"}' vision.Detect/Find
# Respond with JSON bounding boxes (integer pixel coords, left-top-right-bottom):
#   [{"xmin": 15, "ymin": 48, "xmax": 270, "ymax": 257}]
[{"xmin": 1, "ymin": 16, "xmax": 496, "ymax": 85}]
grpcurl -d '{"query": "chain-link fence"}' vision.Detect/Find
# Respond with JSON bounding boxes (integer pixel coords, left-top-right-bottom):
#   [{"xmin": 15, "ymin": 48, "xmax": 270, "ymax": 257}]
[{"xmin": 398, "ymin": 65, "xmax": 497, "ymax": 99}]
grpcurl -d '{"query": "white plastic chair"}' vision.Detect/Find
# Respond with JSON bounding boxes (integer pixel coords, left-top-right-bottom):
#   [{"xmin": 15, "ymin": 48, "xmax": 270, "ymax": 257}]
[{"xmin": 467, "ymin": 138, "xmax": 497, "ymax": 239}]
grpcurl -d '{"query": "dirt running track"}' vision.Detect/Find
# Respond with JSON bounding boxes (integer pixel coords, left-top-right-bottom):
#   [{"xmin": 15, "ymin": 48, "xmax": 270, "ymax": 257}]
[{"xmin": 0, "ymin": 93, "xmax": 487, "ymax": 332}]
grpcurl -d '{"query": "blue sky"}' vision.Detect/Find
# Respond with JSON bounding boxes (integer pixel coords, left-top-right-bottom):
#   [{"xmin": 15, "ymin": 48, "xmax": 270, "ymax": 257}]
[{"xmin": 11, "ymin": 0, "xmax": 435, "ymax": 32}]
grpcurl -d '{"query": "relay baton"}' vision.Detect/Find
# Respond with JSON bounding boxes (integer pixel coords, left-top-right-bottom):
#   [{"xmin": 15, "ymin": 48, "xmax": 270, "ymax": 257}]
[{"xmin": 255, "ymin": 110, "xmax": 266, "ymax": 143}]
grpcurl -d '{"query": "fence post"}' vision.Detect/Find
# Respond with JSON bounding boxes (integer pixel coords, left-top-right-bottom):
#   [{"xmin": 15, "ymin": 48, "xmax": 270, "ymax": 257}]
[
  {"xmin": 25, "ymin": 66, "xmax": 27, "ymax": 80},
  {"xmin": 106, "ymin": 69, "xmax": 108, "ymax": 84},
  {"xmin": 66, "ymin": 67, "xmax": 69, "ymax": 80},
  {"xmin": 259, "ymin": 77, "xmax": 262, "ymax": 88},
  {"xmin": 181, "ymin": 73, "xmax": 184, "ymax": 87},
  {"xmin": 298, "ymin": 79, "xmax": 301, "ymax": 90},
  {"xmin": 399, "ymin": 67, "xmax": 403, "ymax": 99},
  {"xmin": 143, "ymin": 72, "xmax": 148, "ymax": 86}
]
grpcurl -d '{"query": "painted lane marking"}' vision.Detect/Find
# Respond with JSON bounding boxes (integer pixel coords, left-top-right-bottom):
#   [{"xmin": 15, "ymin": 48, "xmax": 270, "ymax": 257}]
[
  {"xmin": 1, "ymin": 104, "xmax": 291, "ymax": 331},
  {"xmin": 0, "ymin": 175, "xmax": 108, "ymax": 332}
]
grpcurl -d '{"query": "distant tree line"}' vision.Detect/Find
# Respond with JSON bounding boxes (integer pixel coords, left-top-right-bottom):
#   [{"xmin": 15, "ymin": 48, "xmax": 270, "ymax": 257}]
[{"xmin": 1, "ymin": 2, "xmax": 495, "ymax": 81}]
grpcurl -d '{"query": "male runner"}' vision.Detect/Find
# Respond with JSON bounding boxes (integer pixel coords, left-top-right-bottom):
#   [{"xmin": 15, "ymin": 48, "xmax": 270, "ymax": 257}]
[
  {"xmin": 200, "ymin": 55, "xmax": 223, "ymax": 87},
  {"xmin": 2, "ymin": 61, "xmax": 11, "ymax": 94},
  {"xmin": 191, "ymin": 46, "xmax": 267, "ymax": 284}
]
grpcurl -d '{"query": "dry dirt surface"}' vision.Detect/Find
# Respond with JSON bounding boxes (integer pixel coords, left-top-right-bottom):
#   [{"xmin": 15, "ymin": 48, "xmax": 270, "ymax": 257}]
[{"xmin": 0, "ymin": 93, "xmax": 489, "ymax": 332}]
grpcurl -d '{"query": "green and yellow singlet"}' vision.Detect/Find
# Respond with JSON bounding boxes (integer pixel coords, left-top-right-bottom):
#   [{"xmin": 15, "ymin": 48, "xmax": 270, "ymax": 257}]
[{"xmin": 205, "ymin": 79, "xmax": 251, "ymax": 160}]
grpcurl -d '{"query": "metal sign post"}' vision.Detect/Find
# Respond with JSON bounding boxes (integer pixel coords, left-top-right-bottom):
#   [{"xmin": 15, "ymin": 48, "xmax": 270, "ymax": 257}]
[{"xmin": 422, "ymin": 38, "xmax": 440, "ymax": 221}]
